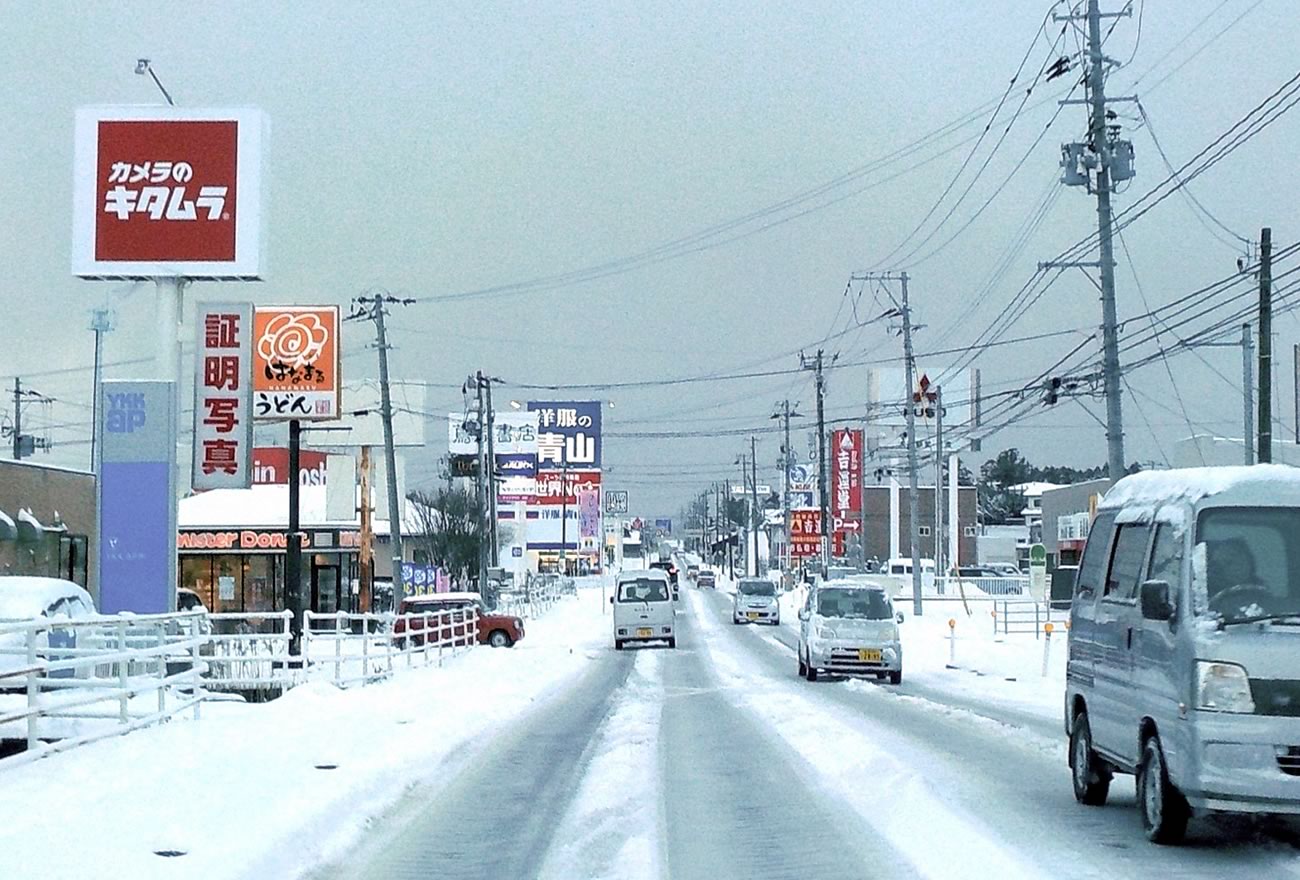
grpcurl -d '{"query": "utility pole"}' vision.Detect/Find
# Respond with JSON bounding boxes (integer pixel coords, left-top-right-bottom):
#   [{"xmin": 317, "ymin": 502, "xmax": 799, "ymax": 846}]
[
  {"xmin": 774, "ymin": 400, "xmax": 798, "ymax": 574},
  {"xmin": 89, "ymin": 308, "xmax": 114, "ymax": 471},
  {"xmin": 1243, "ymin": 325, "xmax": 1256, "ymax": 466},
  {"xmin": 750, "ymin": 435, "xmax": 760, "ymax": 575},
  {"xmin": 12, "ymin": 378, "xmax": 21, "ymax": 461},
  {"xmin": 801, "ymin": 350, "xmax": 830, "ymax": 572},
  {"xmin": 1053, "ymin": 0, "xmax": 1135, "ymax": 485},
  {"xmin": 1259, "ymin": 227, "xmax": 1273, "ymax": 464},
  {"xmin": 474, "ymin": 374, "xmax": 488, "ymax": 586},
  {"xmin": 480, "ymin": 372, "xmax": 500, "ymax": 566},
  {"xmin": 560, "ymin": 460, "xmax": 570, "ymax": 576},
  {"xmin": 725, "ymin": 477, "xmax": 734, "ymax": 578},
  {"xmin": 900, "ymin": 274, "xmax": 923, "ymax": 615},
  {"xmin": 934, "ymin": 384, "xmax": 944, "ymax": 577},
  {"xmin": 353, "ymin": 293, "xmax": 413, "ymax": 610}
]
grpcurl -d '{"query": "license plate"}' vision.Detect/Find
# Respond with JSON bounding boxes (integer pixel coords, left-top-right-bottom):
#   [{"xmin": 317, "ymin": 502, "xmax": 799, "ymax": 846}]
[
  {"xmin": 858, "ymin": 649, "xmax": 882, "ymax": 662},
  {"xmin": 636, "ymin": 627, "xmax": 653, "ymax": 638},
  {"xmin": 746, "ymin": 612, "xmax": 760, "ymax": 620}
]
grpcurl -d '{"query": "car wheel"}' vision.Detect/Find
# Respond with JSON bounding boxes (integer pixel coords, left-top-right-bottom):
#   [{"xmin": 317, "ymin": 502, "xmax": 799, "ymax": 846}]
[
  {"xmin": 614, "ymin": 639, "xmax": 624, "ymax": 651},
  {"xmin": 888, "ymin": 670, "xmax": 902, "ymax": 685},
  {"xmin": 667, "ymin": 637, "xmax": 677, "ymax": 649},
  {"xmin": 488, "ymin": 630, "xmax": 512, "ymax": 648},
  {"xmin": 798, "ymin": 651, "xmax": 807, "ymax": 678},
  {"xmin": 1138, "ymin": 735, "xmax": 1189, "ymax": 844},
  {"xmin": 806, "ymin": 661, "xmax": 819, "ymax": 682},
  {"xmin": 1069, "ymin": 712, "xmax": 1111, "ymax": 806}
]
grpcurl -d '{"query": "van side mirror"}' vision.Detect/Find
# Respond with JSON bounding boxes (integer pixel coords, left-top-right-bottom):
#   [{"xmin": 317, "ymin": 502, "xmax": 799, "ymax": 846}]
[
  {"xmin": 609, "ymin": 596, "xmax": 614, "ymax": 605},
  {"xmin": 896, "ymin": 612, "xmax": 905, "ymax": 624},
  {"xmin": 798, "ymin": 609, "xmax": 810, "ymax": 622},
  {"xmin": 1140, "ymin": 579, "xmax": 1173, "ymax": 621}
]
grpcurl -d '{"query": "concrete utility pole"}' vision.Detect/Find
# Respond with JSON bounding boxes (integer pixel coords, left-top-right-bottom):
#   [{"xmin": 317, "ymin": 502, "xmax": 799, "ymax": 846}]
[
  {"xmin": 899, "ymin": 274, "xmax": 923, "ymax": 616},
  {"xmin": 1243, "ymin": 325, "xmax": 1256, "ymax": 465},
  {"xmin": 1259, "ymin": 227, "xmax": 1273, "ymax": 464},
  {"xmin": 934, "ymin": 384, "xmax": 944, "ymax": 577},
  {"xmin": 89, "ymin": 308, "xmax": 114, "ymax": 471},
  {"xmin": 750, "ymin": 434, "xmax": 760, "ymax": 575},
  {"xmin": 801, "ymin": 351, "xmax": 830, "ymax": 572},
  {"xmin": 774, "ymin": 400, "xmax": 799, "ymax": 573},
  {"xmin": 474, "ymin": 375, "xmax": 488, "ymax": 585},
  {"xmin": 354, "ymin": 293, "xmax": 413, "ymax": 610},
  {"xmin": 12, "ymin": 378, "xmax": 21, "ymax": 461},
  {"xmin": 1053, "ymin": 0, "xmax": 1134, "ymax": 485},
  {"xmin": 480, "ymin": 372, "xmax": 500, "ymax": 566}
]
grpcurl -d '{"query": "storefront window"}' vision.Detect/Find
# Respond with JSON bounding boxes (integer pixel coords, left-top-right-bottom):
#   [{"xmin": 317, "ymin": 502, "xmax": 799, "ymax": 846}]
[
  {"xmin": 180, "ymin": 557, "xmax": 215, "ymax": 610},
  {"xmin": 245, "ymin": 554, "xmax": 279, "ymax": 612},
  {"xmin": 212, "ymin": 556, "xmax": 244, "ymax": 613}
]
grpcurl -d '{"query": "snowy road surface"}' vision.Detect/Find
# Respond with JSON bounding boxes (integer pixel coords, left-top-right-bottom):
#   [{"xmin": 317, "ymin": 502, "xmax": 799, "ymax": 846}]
[{"xmin": 309, "ymin": 584, "xmax": 1300, "ymax": 880}]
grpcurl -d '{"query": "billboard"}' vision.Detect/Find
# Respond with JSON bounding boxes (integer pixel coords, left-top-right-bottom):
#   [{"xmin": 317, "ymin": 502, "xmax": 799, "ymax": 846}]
[
  {"xmin": 251, "ymin": 446, "xmax": 330, "ymax": 485},
  {"xmin": 789, "ymin": 509, "xmax": 822, "ymax": 559},
  {"xmin": 98, "ymin": 381, "xmax": 177, "ymax": 614},
  {"xmin": 193, "ymin": 303, "xmax": 254, "ymax": 490},
  {"xmin": 448, "ymin": 411, "xmax": 538, "ymax": 456},
  {"xmin": 866, "ymin": 367, "xmax": 979, "ymax": 435},
  {"xmin": 497, "ymin": 453, "xmax": 538, "ymax": 503},
  {"xmin": 579, "ymin": 487, "xmax": 600, "ymax": 544},
  {"xmin": 527, "ymin": 401, "xmax": 602, "ymax": 468},
  {"xmin": 533, "ymin": 470, "xmax": 601, "ymax": 505},
  {"xmin": 72, "ymin": 106, "xmax": 264, "ymax": 279},
  {"xmin": 831, "ymin": 428, "xmax": 863, "ymax": 556},
  {"xmin": 252, "ymin": 306, "xmax": 341, "ymax": 420},
  {"xmin": 605, "ymin": 490, "xmax": 629, "ymax": 515}
]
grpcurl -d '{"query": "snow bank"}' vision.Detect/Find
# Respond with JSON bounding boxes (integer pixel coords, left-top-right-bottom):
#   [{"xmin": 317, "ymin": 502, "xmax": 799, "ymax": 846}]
[{"xmin": 0, "ymin": 591, "xmax": 608, "ymax": 880}]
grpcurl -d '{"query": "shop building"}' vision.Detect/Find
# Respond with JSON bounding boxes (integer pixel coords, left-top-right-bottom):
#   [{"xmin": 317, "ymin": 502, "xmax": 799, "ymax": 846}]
[
  {"xmin": 0, "ymin": 460, "xmax": 95, "ymax": 596},
  {"xmin": 178, "ymin": 484, "xmax": 398, "ymax": 614}
]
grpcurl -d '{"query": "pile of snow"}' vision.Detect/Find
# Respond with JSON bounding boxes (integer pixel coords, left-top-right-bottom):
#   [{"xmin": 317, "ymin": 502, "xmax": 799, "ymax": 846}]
[{"xmin": 0, "ymin": 590, "xmax": 608, "ymax": 880}]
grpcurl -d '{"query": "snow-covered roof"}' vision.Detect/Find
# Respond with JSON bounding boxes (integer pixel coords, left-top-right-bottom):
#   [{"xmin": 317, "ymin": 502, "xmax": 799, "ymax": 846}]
[
  {"xmin": 179, "ymin": 484, "xmax": 420, "ymax": 534},
  {"xmin": 1099, "ymin": 464, "xmax": 1300, "ymax": 512},
  {"xmin": 1007, "ymin": 482, "xmax": 1063, "ymax": 497},
  {"xmin": 0, "ymin": 576, "xmax": 94, "ymax": 620}
]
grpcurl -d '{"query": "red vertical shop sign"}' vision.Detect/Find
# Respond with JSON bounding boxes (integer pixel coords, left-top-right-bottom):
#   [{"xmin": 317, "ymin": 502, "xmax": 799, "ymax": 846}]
[
  {"xmin": 193, "ymin": 303, "xmax": 254, "ymax": 489},
  {"xmin": 790, "ymin": 509, "xmax": 822, "ymax": 559},
  {"xmin": 831, "ymin": 428, "xmax": 863, "ymax": 557}
]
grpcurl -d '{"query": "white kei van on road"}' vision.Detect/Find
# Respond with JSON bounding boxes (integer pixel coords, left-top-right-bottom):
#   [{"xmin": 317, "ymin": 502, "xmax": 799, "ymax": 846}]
[{"xmin": 612, "ymin": 569, "xmax": 676, "ymax": 650}]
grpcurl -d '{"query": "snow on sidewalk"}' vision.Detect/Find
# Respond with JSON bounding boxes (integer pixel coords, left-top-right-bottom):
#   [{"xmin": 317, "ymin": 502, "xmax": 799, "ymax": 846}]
[{"xmin": 0, "ymin": 588, "xmax": 611, "ymax": 880}]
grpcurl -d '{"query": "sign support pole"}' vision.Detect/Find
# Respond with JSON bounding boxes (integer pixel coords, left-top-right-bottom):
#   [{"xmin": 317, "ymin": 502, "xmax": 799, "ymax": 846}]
[{"xmin": 287, "ymin": 419, "xmax": 303, "ymax": 651}]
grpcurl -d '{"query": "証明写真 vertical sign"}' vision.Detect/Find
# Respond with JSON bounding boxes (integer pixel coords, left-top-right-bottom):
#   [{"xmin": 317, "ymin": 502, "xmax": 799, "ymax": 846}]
[
  {"xmin": 98, "ymin": 381, "xmax": 177, "ymax": 614},
  {"xmin": 193, "ymin": 303, "xmax": 253, "ymax": 489}
]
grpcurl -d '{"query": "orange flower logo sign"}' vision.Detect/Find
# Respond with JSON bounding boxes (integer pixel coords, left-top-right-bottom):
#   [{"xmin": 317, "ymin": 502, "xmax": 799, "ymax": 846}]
[
  {"xmin": 252, "ymin": 306, "xmax": 340, "ymax": 421},
  {"xmin": 257, "ymin": 312, "xmax": 329, "ymax": 370}
]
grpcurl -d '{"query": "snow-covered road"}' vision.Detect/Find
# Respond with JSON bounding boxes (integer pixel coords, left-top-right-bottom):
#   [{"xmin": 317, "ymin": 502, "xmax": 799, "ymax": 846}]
[{"xmin": 312, "ymin": 584, "xmax": 1300, "ymax": 879}]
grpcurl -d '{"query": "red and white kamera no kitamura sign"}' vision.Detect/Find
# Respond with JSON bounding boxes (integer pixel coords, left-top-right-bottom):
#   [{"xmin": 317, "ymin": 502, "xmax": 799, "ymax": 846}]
[{"xmin": 72, "ymin": 106, "xmax": 266, "ymax": 279}]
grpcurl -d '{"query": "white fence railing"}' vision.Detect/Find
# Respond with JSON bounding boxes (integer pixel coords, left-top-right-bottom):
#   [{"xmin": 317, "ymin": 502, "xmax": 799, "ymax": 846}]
[
  {"xmin": 498, "ymin": 578, "xmax": 572, "ymax": 619},
  {"xmin": 0, "ymin": 611, "xmax": 205, "ymax": 764},
  {"xmin": 939, "ymin": 576, "xmax": 1030, "ymax": 597},
  {"xmin": 202, "ymin": 611, "xmax": 297, "ymax": 696},
  {"xmin": 301, "ymin": 607, "xmax": 477, "ymax": 688}
]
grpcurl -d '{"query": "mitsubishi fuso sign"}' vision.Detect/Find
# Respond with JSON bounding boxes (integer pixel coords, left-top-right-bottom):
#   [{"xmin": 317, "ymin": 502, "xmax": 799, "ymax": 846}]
[{"xmin": 72, "ymin": 106, "xmax": 266, "ymax": 279}]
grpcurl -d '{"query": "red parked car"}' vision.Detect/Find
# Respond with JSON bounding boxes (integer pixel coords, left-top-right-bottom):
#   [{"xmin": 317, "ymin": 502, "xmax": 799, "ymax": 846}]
[{"xmin": 393, "ymin": 592, "xmax": 525, "ymax": 648}]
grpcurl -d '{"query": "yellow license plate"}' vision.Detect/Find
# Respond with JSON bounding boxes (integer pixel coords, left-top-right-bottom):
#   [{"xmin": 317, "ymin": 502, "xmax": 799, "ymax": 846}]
[
  {"xmin": 858, "ymin": 649, "xmax": 882, "ymax": 662},
  {"xmin": 636, "ymin": 627, "xmax": 653, "ymax": 638},
  {"xmin": 746, "ymin": 612, "xmax": 760, "ymax": 620}
]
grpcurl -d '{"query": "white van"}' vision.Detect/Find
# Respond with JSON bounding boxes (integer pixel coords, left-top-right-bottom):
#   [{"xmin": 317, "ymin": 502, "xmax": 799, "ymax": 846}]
[
  {"xmin": 612, "ymin": 569, "xmax": 676, "ymax": 649},
  {"xmin": 1068, "ymin": 465, "xmax": 1300, "ymax": 843}
]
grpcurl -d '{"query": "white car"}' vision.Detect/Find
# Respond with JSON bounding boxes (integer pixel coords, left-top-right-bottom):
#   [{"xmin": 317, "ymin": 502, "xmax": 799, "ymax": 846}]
[
  {"xmin": 798, "ymin": 581, "xmax": 903, "ymax": 683},
  {"xmin": 733, "ymin": 577, "xmax": 780, "ymax": 625},
  {"xmin": 612, "ymin": 570, "xmax": 676, "ymax": 649},
  {"xmin": 0, "ymin": 577, "xmax": 97, "ymax": 691}
]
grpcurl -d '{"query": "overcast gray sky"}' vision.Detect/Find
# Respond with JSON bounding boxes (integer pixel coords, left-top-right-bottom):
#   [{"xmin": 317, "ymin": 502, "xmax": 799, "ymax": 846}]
[{"xmin": 2, "ymin": 0, "xmax": 1297, "ymax": 519}]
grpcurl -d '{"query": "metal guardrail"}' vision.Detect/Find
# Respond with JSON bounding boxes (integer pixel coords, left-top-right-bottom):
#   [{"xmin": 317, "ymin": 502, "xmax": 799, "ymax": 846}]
[
  {"xmin": 498, "ymin": 578, "xmax": 572, "ymax": 619},
  {"xmin": 0, "ymin": 611, "xmax": 205, "ymax": 764},
  {"xmin": 202, "ymin": 610, "xmax": 297, "ymax": 696},
  {"xmin": 992, "ymin": 598, "xmax": 1065, "ymax": 638}
]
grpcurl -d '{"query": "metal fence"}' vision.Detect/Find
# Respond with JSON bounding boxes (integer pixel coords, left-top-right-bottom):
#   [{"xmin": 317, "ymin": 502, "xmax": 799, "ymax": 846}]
[
  {"xmin": 202, "ymin": 610, "xmax": 297, "ymax": 697},
  {"xmin": 301, "ymin": 607, "xmax": 477, "ymax": 688},
  {"xmin": 936, "ymin": 576, "xmax": 1029, "ymax": 598},
  {"xmin": 498, "ymin": 577, "xmax": 572, "ymax": 619},
  {"xmin": 0, "ymin": 611, "xmax": 205, "ymax": 764},
  {"xmin": 992, "ymin": 598, "xmax": 1065, "ymax": 638}
]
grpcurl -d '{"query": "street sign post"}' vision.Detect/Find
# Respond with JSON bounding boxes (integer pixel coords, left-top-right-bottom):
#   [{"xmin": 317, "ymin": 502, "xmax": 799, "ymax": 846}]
[{"xmin": 1029, "ymin": 542, "xmax": 1048, "ymax": 603}]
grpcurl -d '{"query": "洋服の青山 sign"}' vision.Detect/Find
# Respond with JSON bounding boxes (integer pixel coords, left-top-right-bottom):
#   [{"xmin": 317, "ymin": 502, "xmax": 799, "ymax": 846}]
[
  {"xmin": 72, "ymin": 106, "xmax": 265, "ymax": 279},
  {"xmin": 253, "ymin": 306, "xmax": 341, "ymax": 420},
  {"xmin": 527, "ymin": 401, "xmax": 601, "ymax": 468}
]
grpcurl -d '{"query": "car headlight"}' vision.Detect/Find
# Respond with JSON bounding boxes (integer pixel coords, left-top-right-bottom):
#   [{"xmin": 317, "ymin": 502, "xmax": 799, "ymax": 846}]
[
  {"xmin": 813, "ymin": 623, "xmax": 837, "ymax": 641},
  {"xmin": 1196, "ymin": 661, "xmax": 1255, "ymax": 713}
]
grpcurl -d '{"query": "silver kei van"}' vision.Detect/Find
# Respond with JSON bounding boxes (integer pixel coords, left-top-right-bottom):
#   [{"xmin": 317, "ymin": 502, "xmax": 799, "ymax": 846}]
[
  {"xmin": 1067, "ymin": 465, "xmax": 1300, "ymax": 844},
  {"xmin": 612, "ymin": 569, "xmax": 676, "ymax": 650}
]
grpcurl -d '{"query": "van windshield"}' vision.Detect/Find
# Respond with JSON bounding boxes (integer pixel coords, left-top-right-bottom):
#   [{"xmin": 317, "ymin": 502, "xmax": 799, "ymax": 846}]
[
  {"xmin": 1198, "ymin": 507, "xmax": 1300, "ymax": 623},
  {"xmin": 618, "ymin": 579, "xmax": 670, "ymax": 603},
  {"xmin": 816, "ymin": 588, "xmax": 892, "ymax": 620},
  {"xmin": 739, "ymin": 579, "xmax": 775, "ymax": 596}
]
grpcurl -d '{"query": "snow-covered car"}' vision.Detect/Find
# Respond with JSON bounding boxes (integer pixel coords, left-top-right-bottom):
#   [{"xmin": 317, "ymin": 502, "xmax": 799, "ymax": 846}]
[
  {"xmin": 0, "ymin": 577, "xmax": 97, "ymax": 691},
  {"xmin": 797, "ymin": 581, "xmax": 903, "ymax": 684},
  {"xmin": 612, "ymin": 570, "xmax": 675, "ymax": 650},
  {"xmin": 1067, "ymin": 465, "xmax": 1300, "ymax": 844},
  {"xmin": 697, "ymin": 570, "xmax": 716, "ymax": 589},
  {"xmin": 733, "ymin": 577, "xmax": 780, "ymax": 625},
  {"xmin": 686, "ymin": 564, "xmax": 700, "ymax": 581}
]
